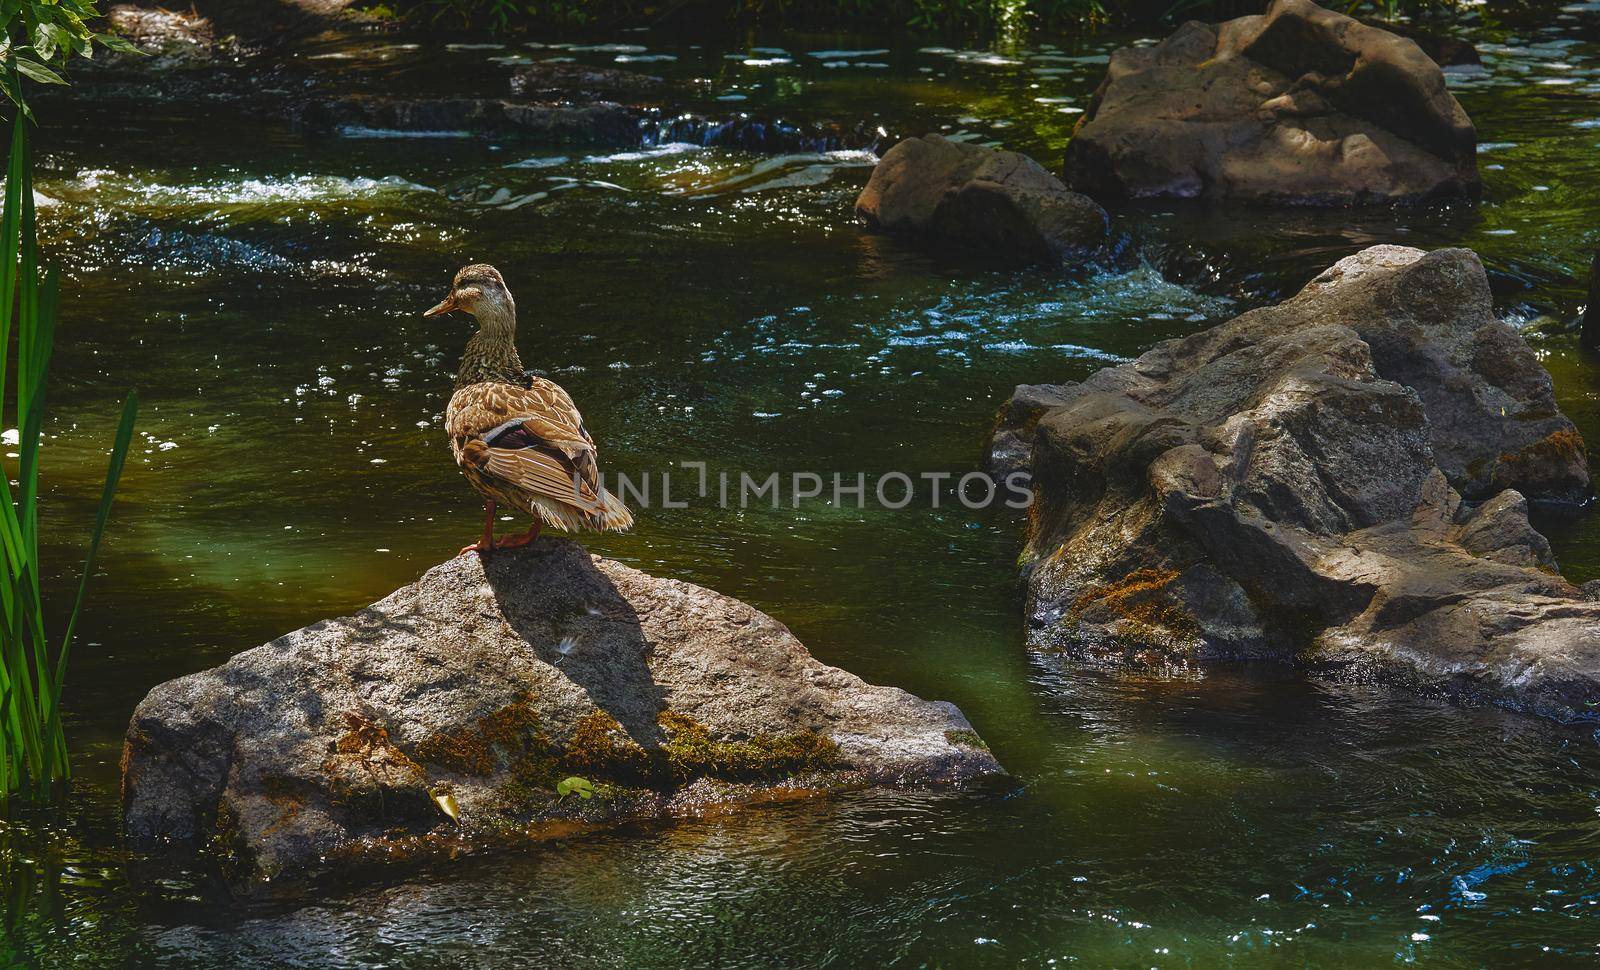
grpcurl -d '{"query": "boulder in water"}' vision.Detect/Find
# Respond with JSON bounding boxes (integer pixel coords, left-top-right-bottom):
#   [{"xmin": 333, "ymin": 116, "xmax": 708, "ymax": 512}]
[
  {"xmin": 1063, "ymin": 0, "xmax": 1480, "ymax": 205},
  {"xmin": 988, "ymin": 246, "xmax": 1599, "ymax": 721},
  {"xmin": 122, "ymin": 541, "xmax": 1001, "ymax": 883},
  {"xmin": 855, "ymin": 134, "xmax": 1109, "ymax": 264}
]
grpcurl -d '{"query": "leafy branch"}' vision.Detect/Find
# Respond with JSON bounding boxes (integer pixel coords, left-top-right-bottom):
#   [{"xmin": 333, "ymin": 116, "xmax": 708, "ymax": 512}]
[{"xmin": 0, "ymin": 0, "xmax": 138, "ymax": 117}]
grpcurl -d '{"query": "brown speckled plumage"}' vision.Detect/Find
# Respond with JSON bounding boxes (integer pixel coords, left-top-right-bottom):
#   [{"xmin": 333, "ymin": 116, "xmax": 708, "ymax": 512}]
[{"xmin": 428, "ymin": 264, "xmax": 632, "ymax": 540}]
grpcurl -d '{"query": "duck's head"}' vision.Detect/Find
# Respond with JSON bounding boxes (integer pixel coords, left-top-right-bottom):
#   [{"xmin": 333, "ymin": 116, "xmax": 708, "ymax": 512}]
[{"xmin": 424, "ymin": 263, "xmax": 516, "ymax": 330}]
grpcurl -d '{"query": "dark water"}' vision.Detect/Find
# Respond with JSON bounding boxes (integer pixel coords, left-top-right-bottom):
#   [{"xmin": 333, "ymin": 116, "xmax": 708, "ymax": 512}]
[{"xmin": 6, "ymin": 7, "xmax": 1600, "ymax": 965}]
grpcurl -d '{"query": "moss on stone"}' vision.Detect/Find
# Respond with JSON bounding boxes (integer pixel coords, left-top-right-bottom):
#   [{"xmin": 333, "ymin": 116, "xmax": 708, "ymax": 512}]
[
  {"xmin": 1069, "ymin": 567, "xmax": 1200, "ymax": 643},
  {"xmin": 329, "ymin": 714, "xmax": 427, "ymax": 779},
  {"xmin": 1495, "ymin": 427, "xmax": 1586, "ymax": 484},
  {"xmin": 210, "ymin": 797, "xmax": 255, "ymax": 883},
  {"xmin": 323, "ymin": 713, "xmax": 434, "ymax": 826},
  {"xmin": 657, "ymin": 711, "xmax": 843, "ymax": 782},
  {"xmin": 492, "ymin": 748, "xmax": 563, "ymax": 814},
  {"xmin": 415, "ymin": 698, "xmax": 546, "ymax": 776},
  {"xmin": 944, "ymin": 729, "xmax": 988, "ymax": 750},
  {"xmin": 562, "ymin": 710, "xmax": 654, "ymax": 781},
  {"xmin": 258, "ymin": 774, "xmax": 310, "ymax": 836},
  {"xmin": 409, "ymin": 701, "xmax": 847, "ymax": 817}
]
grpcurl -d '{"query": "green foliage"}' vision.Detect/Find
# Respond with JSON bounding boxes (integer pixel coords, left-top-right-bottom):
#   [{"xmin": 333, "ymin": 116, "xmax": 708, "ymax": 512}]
[
  {"xmin": 0, "ymin": 0, "xmax": 139, "ymax": 800},
  {"xmin": 555, "ymin": 775, "xmax": 596, "ymax": 799},
  {"xmin": 1, "ymin": 0, "xmax": 136, "ymax": 118}
]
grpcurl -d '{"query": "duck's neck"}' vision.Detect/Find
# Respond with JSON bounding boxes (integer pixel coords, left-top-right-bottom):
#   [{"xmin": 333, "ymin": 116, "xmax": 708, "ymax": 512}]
[{"xmin": 455, "ymin": 308, "xmax": 525, "ymax": 389}]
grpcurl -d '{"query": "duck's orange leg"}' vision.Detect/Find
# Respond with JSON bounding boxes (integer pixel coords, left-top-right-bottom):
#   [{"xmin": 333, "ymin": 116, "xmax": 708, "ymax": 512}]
[
  {"xmin": 458, "ymin": 499, "xmax": 498, "ymax": 557},
  {"xmin": 494, "ymin": 517, "xmax": 542, "ymax": 550}
]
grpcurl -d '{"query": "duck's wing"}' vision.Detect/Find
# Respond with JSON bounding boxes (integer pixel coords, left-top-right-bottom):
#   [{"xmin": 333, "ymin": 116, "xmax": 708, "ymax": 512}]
[{"xmin": 447, "ymin": 378, "xmax": 602, "ymax": 509}]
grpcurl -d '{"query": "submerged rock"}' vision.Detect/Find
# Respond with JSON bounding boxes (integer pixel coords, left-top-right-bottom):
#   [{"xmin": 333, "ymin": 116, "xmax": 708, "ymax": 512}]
[
  {"xmin": 509, "ymin": 62, "xmax": 664, "ymax": 101},
  {"xmin": 122, "ymin": 541, "xmax": 1000, "ymax": 882},
  {"xmin": 988, "ymin": 246, "xmax": 1599, "ymax": 721},
  {"xmin": 855, "ymin": 134, "xmax": 1109, "ymax": 264},
  {"xmin": 295, "ymin": 95, "xmax": 643, "ymax": 143},
  {"xmin": 1063, "ymin": 0, "xmax": 1479, "ymax": 205},
  {"xmin": 649, "ymin": 114, "xmax": 880, "ymax": 155},
  {"xmin": 296, "ymin": 62, "xmax": 669, "ymax": 142}
]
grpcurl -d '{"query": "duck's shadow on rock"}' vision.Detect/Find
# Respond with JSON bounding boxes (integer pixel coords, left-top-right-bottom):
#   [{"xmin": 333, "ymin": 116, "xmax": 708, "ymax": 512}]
[{"xmin": 478, "ymin": 542, "xmax": 670, "ymax": 748}]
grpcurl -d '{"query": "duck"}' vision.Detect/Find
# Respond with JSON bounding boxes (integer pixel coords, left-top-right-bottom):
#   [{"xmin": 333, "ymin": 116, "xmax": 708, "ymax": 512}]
[{"xmin": 424, "ymin": 263, "xmax": 632, "ymax": 556}]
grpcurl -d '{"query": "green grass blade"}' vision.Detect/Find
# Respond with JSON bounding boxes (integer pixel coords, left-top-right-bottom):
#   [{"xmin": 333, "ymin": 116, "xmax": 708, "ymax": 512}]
[
  {"xmin": 0, "ymin": 51, "xmax": 135, "ymax": 799},
  {"xmin": 44, "ymin": 390, "xmax": 138, "ymax": 759},
  {"xmin": 0, "ymin": 118, "xmax": 26, "ymax": 585},
  {"xmin": 0, "ymin": 112, "xmax": 23, "ymax": 416},
  {"xmin": 0, "ymin": 601, "xmax": 43, "ymax": 786},
  {"xmin": 0, "ymin": 679, "xmax": 12, "ymax": 800}
]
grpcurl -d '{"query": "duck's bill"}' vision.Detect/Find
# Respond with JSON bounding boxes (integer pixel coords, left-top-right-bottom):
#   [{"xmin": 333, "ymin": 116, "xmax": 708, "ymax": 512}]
[{"xmin": 423, "ymin": 294, "xmax": 459, "ymax": 317}]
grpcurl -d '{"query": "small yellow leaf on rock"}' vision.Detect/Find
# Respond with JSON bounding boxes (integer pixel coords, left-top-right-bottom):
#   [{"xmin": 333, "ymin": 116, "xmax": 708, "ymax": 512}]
[{"xmin": 432, "ymin": 790, "xmax": 460, "ymax": 822}]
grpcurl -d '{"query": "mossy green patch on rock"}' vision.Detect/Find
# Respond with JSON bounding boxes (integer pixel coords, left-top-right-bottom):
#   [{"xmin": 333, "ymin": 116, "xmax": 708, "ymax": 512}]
[
  {"xmin": 658, "ymin": 711, "xmax": 843, "ymax": 782},
  {"xmin": 259, "ymin": 774, "xmax": 312, "ymax": 837},
  {"xmin": 323, "ymin": 713, "xmax": 433, "ymax": 826},
  {"xmin": 491, "ymin": 747, "xmax": 563, "ymax": 815},
  {"xmin": 1069, "ymin": 567, "xmax": 1201, "ymax": 650},
  {"xmin": 562, "ymin": 711, "xmax": 654, "ymax": 781},
  {"xmin": 490, "ymin": 710, "xmax": 656, "ymax": 814},
  {"xmin": 944, "ymin": 729, "xmax": 989, "ymax": 751},
  {"xmin": 1494, "ymin": 427, "xmax": 1586, "ymax": 484},
  {"xmin": 414, "ymin": 698, "xmax": 546, "ymax": 776},
  {"xmin": 211, "ymin": 797, "xmax": 256, "ymax": 883}
]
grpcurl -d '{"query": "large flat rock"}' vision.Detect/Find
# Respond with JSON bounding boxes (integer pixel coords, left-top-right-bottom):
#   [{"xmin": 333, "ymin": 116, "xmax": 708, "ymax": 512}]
[{"xmin": 122, "ymin": 541, "xmax": 1000, "ymax": 882}]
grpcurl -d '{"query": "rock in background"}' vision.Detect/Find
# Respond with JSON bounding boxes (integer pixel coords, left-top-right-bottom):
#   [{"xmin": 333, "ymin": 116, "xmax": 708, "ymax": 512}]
[
  {"xmin": 856, "ymin": 134, "xmax": 1109, "ymax": 264},
  {"xmin": 1063, "ymin": 0, "xmax": 1480, "ymax": 205},
  {"xmin": 989, "ymin": 246, "xmax": 1600, "ymax": 722},
  {"xmin": 122, "ymin": 541, "xmax": 1001, "ymax": 883}
]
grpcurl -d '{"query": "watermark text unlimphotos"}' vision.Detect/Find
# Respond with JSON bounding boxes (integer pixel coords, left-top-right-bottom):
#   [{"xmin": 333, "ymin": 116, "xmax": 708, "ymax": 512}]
[{"xmin": 568, "ymin": 463, "xmax": 1033, "ymax": 511}]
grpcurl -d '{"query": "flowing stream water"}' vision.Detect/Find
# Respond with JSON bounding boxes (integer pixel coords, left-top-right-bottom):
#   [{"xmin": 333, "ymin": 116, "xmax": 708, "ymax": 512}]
[{"xmin": 6, "ymin": 6, "xmax": 1600, "ymax": 965}]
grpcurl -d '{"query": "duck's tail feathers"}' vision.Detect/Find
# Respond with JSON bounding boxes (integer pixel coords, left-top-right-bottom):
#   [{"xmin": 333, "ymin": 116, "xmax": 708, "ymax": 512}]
[
  {"xmin": 593, "ymin": 488, "xmax": 633, "ymax": 532},
  {"xmin": 530, "ymin": 488, "xmax": 633, "ymax": 532}
]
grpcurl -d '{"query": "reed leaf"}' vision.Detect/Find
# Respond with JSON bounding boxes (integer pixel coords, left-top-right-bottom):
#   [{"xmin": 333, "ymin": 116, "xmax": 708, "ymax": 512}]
[{"xmin": 0, "ymin": 74, "xmax": 137, "ymax": 799}]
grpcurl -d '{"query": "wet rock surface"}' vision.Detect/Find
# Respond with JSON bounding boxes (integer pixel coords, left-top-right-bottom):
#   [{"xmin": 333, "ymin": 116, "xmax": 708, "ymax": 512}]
[
  {"xmin": 1063, "ymin": 0, "xmax": 1480, "ymax": 205},
  {"xmin": 1359, "ymin": 17, "xmax": 1481, "ymax": 67},
  {"xmin": 295, "ymin": 95, "xmax": 645, "ymax": 143},
  {"xmin": 509, "ymin": 61, "xmax": 664, "ymax": 101},
  {"xmin": 988, "ymin": 245, "xmax": 1600, "ymax": 722},
  {"xmin": 856, "ymin": 134, "xmax": 1109, "ymax": 264},
  {"xmin": 122, "ymin": 541, "xmax": 1000, "ymax": 883}
]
